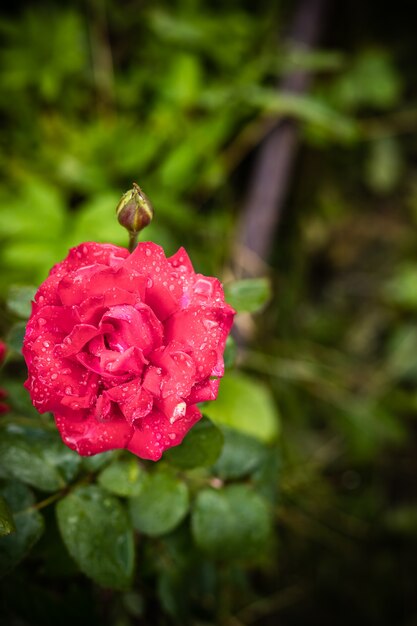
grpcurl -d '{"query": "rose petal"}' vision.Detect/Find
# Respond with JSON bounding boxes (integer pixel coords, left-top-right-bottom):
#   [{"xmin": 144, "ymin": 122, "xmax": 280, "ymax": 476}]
[
  {"xmin": 106, "ymin": 380, "xmax": 153, "ymax": 424},
  {"xmin": 142, "ymin": 366, "xmax": 163, "ymax": 396},
  {"xmin": 123, "ymin": 242, "xmax": 189, "ymax": 320},
  {"xmin": 77, "ymin": 288, "xmax": 140, "ymax": 324},
  {"xmin": 56, "ymin": 324, "xmax": 106, "ymax": 358},
  {"xmin": 101, "ymin": 303, "xmax": 163, "ymax": 355},
  {"xmin": 150, "ymin": 345, "xmax": 197, "ymax": 399},
  {"xmin": 52, "ymin": 242, "xmax": 129, "ymax": 274},
  {"xmin": 168, "ymin": 247, "xmax": 194, "ymax": 275},
  {"xmin": 127, "ymin": 405, "xmax": 202, "ymax": 461},
  {"xmin": 55, "ymin": 407, "xmax": 132, "ymax": 455},
  {"xmin": 164, "ymin": 305, "xmax": 234, "ymax": 379},
  {"xmin": 58, "ymin": 265, "xmax": 146, "ymax": 307},
  {"xmin": 32, "ymin": 243, "xmax": 129, "ymax": 312},
  {"xmin": 186, "ymin": 378, "xmax": 220, "ymax": 404},
  {"xmin": 99, "ymin": 346, "xmax": 147, "ymax": 377}
]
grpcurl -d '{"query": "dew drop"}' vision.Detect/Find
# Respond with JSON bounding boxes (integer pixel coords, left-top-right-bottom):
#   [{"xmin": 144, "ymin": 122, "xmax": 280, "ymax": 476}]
[
  {"xmin": 43, "ymin": 340, "xmax": 50, "ymax": 348},
  {"xmin": 51, "ymin": 373, "xmax": 58, "ymax": 380},
  {"xmin": 194, "ymin": 278, "xmax": 213, "ymax": 297},
  {"xmin": 169, "ymin": 401, "xmax": 187, "ymax": 424},
  {"xmin": 38, "ymin": 318, "xmax": 46, "ymax": 327},
  {"xmin": 145, "ymin": 248, "xmax": 151, "ymax": 257},
  {"xmin": 203, "ymin": 319, "xmax": 218, "ymax": 330},
  {"xmin": 65, "ymin": 386, "xmax": 73, "ymax": 395},
  {"xmin": 147, "ymin": 278, "xmax": 153, "ymax": 288}
]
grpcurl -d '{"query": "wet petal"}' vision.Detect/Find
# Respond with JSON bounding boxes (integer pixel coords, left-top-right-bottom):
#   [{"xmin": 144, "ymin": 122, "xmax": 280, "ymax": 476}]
[
  {"xmin": 164, "ymin": 305, "xmax": 234, "ymax": 379},
  {"xmin": 101, "ymin": 303, "xmax": 163, "ymax": 355},
  {"xmin": 186, "ymin": 378, "xmax": 220, "ymax": 404},
  {"xmin": 58, "ymin": 265, "xmax": 146, "ymax": 307},
  {"xmin": 123, "ymin": 242, "xmax": 189, "ymax": 319},
  {"xmin": 106, "ymin": 380, "xmax": 153, "ymax": 424},
  {"xmin": 127, "ymin": 405, "xmax": 202, "ymax": 461},
  {"xmin": 55, "ymin": 407, "xmax": 132, "ymax": 455}
]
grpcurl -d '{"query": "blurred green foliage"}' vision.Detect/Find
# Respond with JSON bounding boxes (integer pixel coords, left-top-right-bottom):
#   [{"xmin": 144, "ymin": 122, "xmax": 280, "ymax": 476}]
[{"xmin": 1, "ymin": 0, "xmax": 417, "ymax": 625}]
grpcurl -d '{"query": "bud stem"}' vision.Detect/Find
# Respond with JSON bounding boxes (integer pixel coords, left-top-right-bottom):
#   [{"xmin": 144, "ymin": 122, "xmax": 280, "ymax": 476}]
[{"xmin": 128, "ymin": 231, "xmax": 139, "ymax": 253}]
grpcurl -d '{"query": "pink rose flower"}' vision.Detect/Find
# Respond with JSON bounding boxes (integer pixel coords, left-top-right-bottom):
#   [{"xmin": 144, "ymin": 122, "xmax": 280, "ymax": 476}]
[{"xmin": 23, "ymin": 242, "xmax": 235, "ymax": 460}]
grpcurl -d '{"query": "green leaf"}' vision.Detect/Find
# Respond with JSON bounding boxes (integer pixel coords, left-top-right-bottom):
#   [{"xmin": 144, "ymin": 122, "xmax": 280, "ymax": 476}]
[
  {"xmin": 6, "ymin": 322, "xmax": 27, "ymax": 355},
  {"xmin": 81, "ymin": 450, "xmax": 117, "ymax": 472},
  {"xmin": 384, "ymin": 266, "xmax": 417, "ymax": 310},
  {"xmin": 224, "ymin": 277, "xmax": 271, "ymax": 313},
  {"xmin": 204, "ymin": 372, "xmax": 279, "ymax": 443},
  {"xmin": 163, "ymin": 417, "xmax": 224, "ymax": 469},
  {"xmin": 6, "ymin": 285, "xmax": 37, "ymax": 318},
  {"xmin": 0, "ymin": 423, "xmax": 81, "ymax": 492},
  {"xmin": 212, "ymin": 427, "xmax": 267, "ymax": 479},
  {"xmin": 1, "ymin": 379, "xmax": 40, "ymax": 418},
  {"xmin": 0, "ymin": 482, "xmax": 44, "ymax": 576},
  {"xmin": 98, "ymin": 458, "xmax": 146, "ymax": 497},
  {"xmin": 129, "ymin": 469, "xmax": 189, "ymax": 536},
  {"xmin": 384, "ymin": 505, "xmax": 417, "ymax": 536},
  {"xmin": 223, "ymin": 335, "xmax": 237, "ymax": 369},
  {"xmin": 0, "ymin": 494, "xmax": 16, "ymax": 536},
  {"xmin": 365, "ymin": 137, "xmax": 403, "ymax": 195},
  {"xmin": 56, "ymin": 485, "xmax": 134, "ymax": 589},
  {"xmin": 191, "ymin": 484, "xmax": 271, "ymax": 560}
]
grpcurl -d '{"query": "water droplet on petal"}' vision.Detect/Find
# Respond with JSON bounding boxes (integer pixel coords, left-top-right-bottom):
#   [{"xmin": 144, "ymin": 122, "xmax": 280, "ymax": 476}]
[
  {"xmin": 65, "ymin": 386, "xmax": 73, "ymax": 395},
  {"xmin": 194, "ymin": 278, "xmax": 213, "ymax": 297},
  {"xmin": 169, "ymin": 401, "xmax": 187, "ymax": 424},
  {"xmin": 51, "ymin": 373, "xmax": 58, "ymax": 380},
  {"xmin": 38, "ymin": 318, "xmax": 46, "ymax": 327},
  {"xmin": 203, "ymin": 319, "xmax": 218, "ymax": 330}
]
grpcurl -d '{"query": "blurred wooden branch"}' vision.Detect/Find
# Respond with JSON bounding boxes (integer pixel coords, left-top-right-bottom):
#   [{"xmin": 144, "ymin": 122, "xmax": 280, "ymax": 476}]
[{"xmin": 232, "ymin": 0, "xmax": 327, "ymax": 279}]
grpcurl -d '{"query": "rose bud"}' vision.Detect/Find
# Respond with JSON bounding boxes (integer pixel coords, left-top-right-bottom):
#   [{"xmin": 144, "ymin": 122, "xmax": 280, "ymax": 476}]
[
  {"xmin": 116, "ymin": 183, "xmax": 153, "ymax": 250},
  {"xmin": 23, "ymin": 242, "xmax": 235, "ymax": 461}
]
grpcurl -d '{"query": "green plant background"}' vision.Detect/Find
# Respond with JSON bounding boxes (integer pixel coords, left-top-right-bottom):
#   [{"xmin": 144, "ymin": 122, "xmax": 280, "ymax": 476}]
[{"xmin": 1, "ymin": 1, "xmax": 417, "ymax": 624}]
